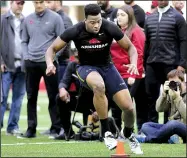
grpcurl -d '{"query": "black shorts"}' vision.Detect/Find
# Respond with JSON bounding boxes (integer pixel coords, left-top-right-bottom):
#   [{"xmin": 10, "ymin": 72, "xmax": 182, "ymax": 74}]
[{"xmin": 76, "ymin": 63, "xmax": 127, "ymax": 98}]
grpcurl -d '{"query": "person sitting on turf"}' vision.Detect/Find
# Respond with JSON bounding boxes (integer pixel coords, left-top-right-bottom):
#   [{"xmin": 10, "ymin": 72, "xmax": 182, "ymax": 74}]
[{"xmin": 135, "ymin": 69, "xmax": 186, "ymax": 144}]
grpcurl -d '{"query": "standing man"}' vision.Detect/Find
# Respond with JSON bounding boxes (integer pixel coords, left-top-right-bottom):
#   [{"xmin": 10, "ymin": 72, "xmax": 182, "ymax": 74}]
[
  {"xmin": 144, "ymin": 0, "xmax": 187, "ymax": 123},
  {"xmin": 97, "ymin": 0, "xmax": 117, "ymax": 23},
  {"xmin": 124, "ymin": 0, "xmax": 145, "ymax": 28},
  {"xmin": 45, "ymin": 0, "xmax": 73, "ymax": 83},
  {"xmin": 1, "ymin": 0, "xmax": 26, "ymax": 135},
  {"xmin": 21, "ymin": 0, "xmax": 64, "ymax": 138},
  {"xmin": 45, "ymin": 4, "xmax": 143, "ymax": 154}
]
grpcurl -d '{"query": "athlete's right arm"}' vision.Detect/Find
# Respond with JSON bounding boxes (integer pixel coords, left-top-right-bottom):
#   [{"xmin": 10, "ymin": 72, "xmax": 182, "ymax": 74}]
[
  {"xmin": 45, "ymin": 26, "xmax": 76, "ymax": 76},
  {"xmin": 45, "ymin": 37, "xmax": 67, "ymax": 76}
]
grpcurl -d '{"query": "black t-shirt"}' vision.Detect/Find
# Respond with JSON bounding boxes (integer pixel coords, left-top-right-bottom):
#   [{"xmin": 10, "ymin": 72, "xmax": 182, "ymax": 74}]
[
  {"xmin": 132, "ymin": 5, "xmax": 145, "ymax": 28},
  {"xmin": 60, "ymin": 19, "xmax": 124, "ymax": 66}
]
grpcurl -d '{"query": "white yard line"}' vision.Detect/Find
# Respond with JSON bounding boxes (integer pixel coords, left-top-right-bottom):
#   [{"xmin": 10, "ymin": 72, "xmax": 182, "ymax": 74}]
[{"xmin": 1, "ymin": 141, "xmax": 86, "ymax": 146}]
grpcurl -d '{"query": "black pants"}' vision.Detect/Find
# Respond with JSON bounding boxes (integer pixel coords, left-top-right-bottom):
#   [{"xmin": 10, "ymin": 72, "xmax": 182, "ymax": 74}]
[
  {"xmin": 25, "ymin": 60, "xmax": 61, "ymax": 133},
  {"xmin": 131, "ymin": 78, "xmax": 148, "ymax": 131},
  {"xmin": 56, "ymin": 91, "xmax": 95, "ymax": 134},
  {"xmin": 110, "ymin": 78, "xmax": 148, "ymax": 131},
  {"xmin": 145, "ymin": 63, "xmax": 176, "ymax": 123}
]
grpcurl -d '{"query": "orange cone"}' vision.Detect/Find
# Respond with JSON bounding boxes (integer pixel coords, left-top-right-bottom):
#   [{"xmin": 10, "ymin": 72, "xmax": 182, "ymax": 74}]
[{"xmin": 111, "ymin": 141, "xmax": 130, "ymax": 158}]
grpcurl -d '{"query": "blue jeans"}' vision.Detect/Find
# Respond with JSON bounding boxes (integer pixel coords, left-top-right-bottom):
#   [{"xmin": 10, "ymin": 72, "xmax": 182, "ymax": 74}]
[
  {"xmin": 1, "ymin": 68, "xmax": 26, "ymax": 131},
  {"xmin": 140, "ymin": 120, "xmax": 187, "ymax": 143}
]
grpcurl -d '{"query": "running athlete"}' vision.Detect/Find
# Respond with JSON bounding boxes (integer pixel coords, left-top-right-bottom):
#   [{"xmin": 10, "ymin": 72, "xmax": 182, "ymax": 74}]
[{"xmin": 45, "ymin": 4, "xmax": 143, "ymax": 154}]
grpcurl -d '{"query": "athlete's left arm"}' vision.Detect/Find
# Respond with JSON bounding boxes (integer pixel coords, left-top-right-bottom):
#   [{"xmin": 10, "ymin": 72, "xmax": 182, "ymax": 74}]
[
  {"xmin": 117, "ymin": 35, "xmax": 138, "ymax": 72},
  {"xmin": 108, "ymin": 22, "xmax": 139, "ymax": 75}
]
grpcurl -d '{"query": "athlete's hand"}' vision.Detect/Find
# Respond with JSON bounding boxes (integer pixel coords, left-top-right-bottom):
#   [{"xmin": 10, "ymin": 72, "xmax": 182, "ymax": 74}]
[
  {"xmin": 46, "ymin": 64, "xmax": 56, "ymax": 76},
  {"xmin": 59, "ymin": 88, "xmax": 70, "ymax": 103},
  {"xmin": 123, "ymin": 64, "xmax": 139, "ymax": 75}
]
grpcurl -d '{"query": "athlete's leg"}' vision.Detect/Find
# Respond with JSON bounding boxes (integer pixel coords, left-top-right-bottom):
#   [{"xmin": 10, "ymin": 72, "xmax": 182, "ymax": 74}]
[
  {"xmin": 113, "ymin": 89, "xmax": 135, "ymax": 137},
  {"xmin": 104, "ymin": 64, "xmax": 143, "ymax": 154},
  {"xmin": 76, "ymin": 66, "xmax": 110, "ymax": 136}
]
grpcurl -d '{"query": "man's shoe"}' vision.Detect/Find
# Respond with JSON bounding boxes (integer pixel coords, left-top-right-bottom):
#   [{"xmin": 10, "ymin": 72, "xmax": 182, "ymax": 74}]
[
  {"xmin": 19, "ymin": 131, "xmax": 36, "ymax": 138},
  {"xmin": 120, "ymin": 130, "xmax": 143, "ymax": 154},
  {"xmin": 168, "ymin": 134, "xmax": 180, "ymax": 144},
  {"xmin": 104, "ymin": 131, "xmax": 117, "ymax": 150},
  {"xmin": 6, "ymin": 129, "xmax": 23, "ymax": 136}
]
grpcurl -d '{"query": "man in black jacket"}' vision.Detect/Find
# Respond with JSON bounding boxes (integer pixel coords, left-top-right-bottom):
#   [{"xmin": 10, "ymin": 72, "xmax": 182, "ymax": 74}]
[
  {"xmin": 124, "ymin": 0, "xmax": 145, "ymax": 28},
  {"xmin": 144, "ymin": 0, "xmax": 187, "ymax": 123},
  {"xmin": 97, "ymin": 0, "xmax": 117, "ymax": 23}
]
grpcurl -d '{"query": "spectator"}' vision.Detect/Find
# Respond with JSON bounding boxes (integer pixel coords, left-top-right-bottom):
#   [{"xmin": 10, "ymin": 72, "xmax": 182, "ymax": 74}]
[
  {"xmin": 172, "ymin": 1, "xmax": 185, "ymax": 15},
  {"xmin": 45, "ymin": 0, "xmax": 73, "ymax": 84},
  {"xmin": 135, "ymin": 69, "xmax": 186, "ymax": 144},
  {"xmin": 146, "ymin": 0, "xmax": 158, "ymax": 16},
  {"xmin": 54, "ymin": 52, "xmax": 95, "ymax": 140},
  {"xmin": 1, "ymin": 0, "xmax": 26, "ymax": 135},
  {"xmin": 144, "ymin": 0, "xmax": 187, "ymax": 124},
  {"xmin": 21, "ymin": 0, "xmax": 64, "ymax": 138},
  {"xmin": 111, "ymin": 5, "xmax": 147, "ymax": 131},
  {"xmin": 97, "ymin": 0, "xmax": 117, "ymax": 23},
  {"xmin": 124, "ymin": 0, "xmax": 145, "ymax": 28}
]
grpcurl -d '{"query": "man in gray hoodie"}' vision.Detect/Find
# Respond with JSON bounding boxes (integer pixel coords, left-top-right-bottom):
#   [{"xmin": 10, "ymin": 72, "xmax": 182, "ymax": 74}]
[{"xmin": 21, "ymin": 0, "xmax": 65, "ymax": 138}]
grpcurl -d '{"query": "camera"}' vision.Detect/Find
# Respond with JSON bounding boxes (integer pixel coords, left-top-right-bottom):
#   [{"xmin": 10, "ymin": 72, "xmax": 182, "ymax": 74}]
[
  {"xmin": 169, "ymin": 81, "xmax": 181, "ymax": 91},
  {"xmin": 72, "ymin": 121, "xmax": 100, "ymax": 141}
]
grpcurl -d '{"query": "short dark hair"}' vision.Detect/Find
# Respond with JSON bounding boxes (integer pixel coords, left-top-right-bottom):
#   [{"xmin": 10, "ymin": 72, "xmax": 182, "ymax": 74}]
[
  {"xmin": 167, "ymin": 69, "xmax": 185, "ymax": 82},
  {"xmin": 84, "ymin": 4, "xmax": 101, "ymax": 18}
]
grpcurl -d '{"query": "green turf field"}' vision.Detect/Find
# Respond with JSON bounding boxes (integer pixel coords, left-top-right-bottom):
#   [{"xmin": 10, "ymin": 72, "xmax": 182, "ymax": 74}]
[{"xmin": 1, "ymin": 92, "xmax": 186, "ymax": 157}]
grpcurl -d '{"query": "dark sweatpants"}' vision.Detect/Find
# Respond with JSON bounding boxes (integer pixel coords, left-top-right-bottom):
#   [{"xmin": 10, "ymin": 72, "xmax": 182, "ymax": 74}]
[
  {"xmin": 25, "ymin": 60, "xmax": 61, "ymax": 134},
  {"xmin": 56, "ymin": 91, "xmax": 95, "ymax": 134},
  {"xmin": 145, "ymin": 63, "xmax": 176, "ymax": 123}
]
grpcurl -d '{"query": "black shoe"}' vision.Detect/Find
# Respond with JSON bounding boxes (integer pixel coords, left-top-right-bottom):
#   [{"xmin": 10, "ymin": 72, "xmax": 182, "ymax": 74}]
[{"xmin": 19, "ymin": 131, "xmax": 36, "ymax": 138}]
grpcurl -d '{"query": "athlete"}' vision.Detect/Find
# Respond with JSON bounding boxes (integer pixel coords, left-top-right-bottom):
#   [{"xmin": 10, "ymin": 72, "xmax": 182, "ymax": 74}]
[{"xmin": 45, "ymin": 4, "xmax": 143, "ymax": 154}]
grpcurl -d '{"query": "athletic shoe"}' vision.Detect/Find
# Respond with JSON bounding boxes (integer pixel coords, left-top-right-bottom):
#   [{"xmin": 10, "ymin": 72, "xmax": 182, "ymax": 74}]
[
  {"xmin": 104, "ymin": 131, "xmax": 117, "ymax": 150},
  {"xmin": 120, "ymin": 130, "xmax": 143, "ymax": 154}
]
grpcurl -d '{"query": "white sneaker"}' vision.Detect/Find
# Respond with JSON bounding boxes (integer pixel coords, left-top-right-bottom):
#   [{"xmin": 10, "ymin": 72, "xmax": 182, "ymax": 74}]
[
  {"xmin": 120, "ymin": 130, "xmax": 143, "ymax": 154},
  {"xmin": 104, "ymin": 131, "xmax": 117, "ymax": 150}
]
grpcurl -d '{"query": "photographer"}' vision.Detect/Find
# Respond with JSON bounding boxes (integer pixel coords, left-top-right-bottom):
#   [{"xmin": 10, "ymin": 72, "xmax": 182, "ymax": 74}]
[
  {"xmin": 135, "ymin": 69, "xmax": 186, "ymax": 144},
  {"xmin": 54, "ymin": 52, "xmax": 95, "ymax": 140}
]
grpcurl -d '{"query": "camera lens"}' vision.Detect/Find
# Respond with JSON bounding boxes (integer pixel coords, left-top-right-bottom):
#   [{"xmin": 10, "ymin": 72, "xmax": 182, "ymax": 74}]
[{"xmin": 169, "ymin": 81, "xmax": 178, "ymax": 91}]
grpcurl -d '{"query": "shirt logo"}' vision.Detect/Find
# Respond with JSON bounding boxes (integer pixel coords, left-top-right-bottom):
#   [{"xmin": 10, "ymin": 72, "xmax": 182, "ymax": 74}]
[
  {"xmin": 89, "ymin": 38, "xmax": 101, "ymax": 44},
  {"xmin": 45, "ymin": 22, "xmax": 50, "ymax": 25}
]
